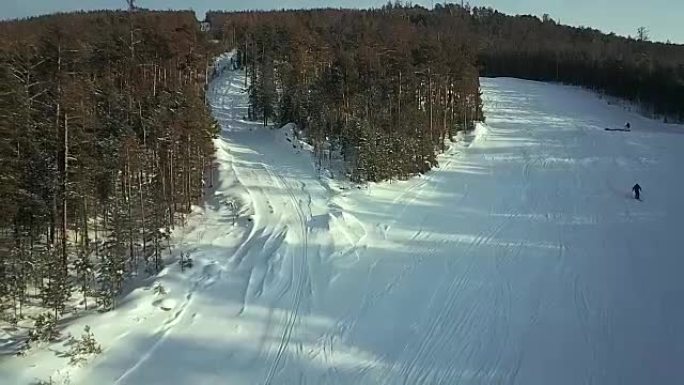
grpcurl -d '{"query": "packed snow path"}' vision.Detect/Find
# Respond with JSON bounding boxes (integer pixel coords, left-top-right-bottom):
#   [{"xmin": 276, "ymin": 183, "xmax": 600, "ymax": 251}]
[{"xmin": 4, "ymin": 66, "xmax": 684, "ymax": 384}]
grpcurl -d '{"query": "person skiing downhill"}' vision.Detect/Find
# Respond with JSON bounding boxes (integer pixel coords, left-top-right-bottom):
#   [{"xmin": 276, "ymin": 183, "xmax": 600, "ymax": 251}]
[{"xmin": 632, "ymin": 183, "xmax": 642, "ymax": 200}]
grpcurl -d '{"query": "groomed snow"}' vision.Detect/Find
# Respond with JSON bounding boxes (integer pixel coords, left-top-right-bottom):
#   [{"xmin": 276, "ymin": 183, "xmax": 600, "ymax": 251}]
[{"xmin": 3, "ymin": 58, "xmax": 684, "ymax": 385}]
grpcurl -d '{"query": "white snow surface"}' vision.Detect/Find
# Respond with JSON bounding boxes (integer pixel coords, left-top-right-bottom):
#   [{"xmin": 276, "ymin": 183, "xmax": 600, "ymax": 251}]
[{"xmin": 3, "ymin": 64, "xmax": 684, "ymax": 385}]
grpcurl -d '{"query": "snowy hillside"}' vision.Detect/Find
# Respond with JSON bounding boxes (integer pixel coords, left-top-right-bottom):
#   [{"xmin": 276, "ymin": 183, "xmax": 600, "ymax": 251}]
[{"xmin": 3, "ymin": 64, "xmax": 684, "ymax": 385}]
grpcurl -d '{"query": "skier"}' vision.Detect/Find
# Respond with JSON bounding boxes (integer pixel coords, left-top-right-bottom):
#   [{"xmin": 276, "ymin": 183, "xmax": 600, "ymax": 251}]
[
  {"xmin": 632, "ymin": 183, "xmax": 642, "ymax": 200},
  {"xmin": 625, "ymin": 122, "xmax": 631, "ymax": 130}
]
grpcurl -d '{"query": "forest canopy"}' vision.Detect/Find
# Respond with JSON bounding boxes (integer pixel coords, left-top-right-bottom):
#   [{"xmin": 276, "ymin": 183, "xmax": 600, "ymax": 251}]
[
  {"xmin": 0, "ymin": 10, "xmax": 220, "ymax": 318},
  {"xmin": 208, "ymin": 6, "xmax": 484, "ymax": 182},
  {"xmin": 209, "ymin": 2, "xmax": 684, "ymax": 124}
]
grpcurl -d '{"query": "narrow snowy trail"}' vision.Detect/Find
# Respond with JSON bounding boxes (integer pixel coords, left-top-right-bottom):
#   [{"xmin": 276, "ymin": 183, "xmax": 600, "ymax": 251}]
[
  {"xmin": 5, "ymin": 60, "xmax": 684, "ymax": 385},
  {"xmin": 66, "ymin": 64, "xmax": 336, "ymax": 385}
]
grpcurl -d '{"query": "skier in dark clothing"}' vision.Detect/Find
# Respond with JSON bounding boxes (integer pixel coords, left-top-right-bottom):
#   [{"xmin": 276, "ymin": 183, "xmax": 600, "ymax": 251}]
[{"xmin": 632, "ymin": 183, "xmax": 642, "ymax": 200}]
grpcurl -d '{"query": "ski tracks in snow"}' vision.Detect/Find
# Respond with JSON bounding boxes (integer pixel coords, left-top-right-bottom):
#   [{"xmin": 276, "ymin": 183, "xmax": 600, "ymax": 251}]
[
  {"xmin": 112, "ymin": 262, "xmax": 222, "ymax": 385},
  {"xmin": 210, "ymin": 68, "xmax": 317, "ymax": 384},
  {"xmin": 111, "ymin": 61, "xmax": 319, "ymax": 385},
  {"xmin": 262, "ymin": 170, "xmax": 312, "ymax": 385}
]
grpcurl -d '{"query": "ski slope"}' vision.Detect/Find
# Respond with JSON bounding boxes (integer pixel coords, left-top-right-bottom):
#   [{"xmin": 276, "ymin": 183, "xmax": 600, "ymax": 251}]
[{"xmin": 3, "ymin": 63, "xmax": 684, "ymax": 385}]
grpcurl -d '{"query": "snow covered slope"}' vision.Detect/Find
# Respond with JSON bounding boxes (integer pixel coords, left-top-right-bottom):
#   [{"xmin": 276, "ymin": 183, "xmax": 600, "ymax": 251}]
[{"xmin": 3, "ymin": 67, "xmax": 684, "ymax": 385}]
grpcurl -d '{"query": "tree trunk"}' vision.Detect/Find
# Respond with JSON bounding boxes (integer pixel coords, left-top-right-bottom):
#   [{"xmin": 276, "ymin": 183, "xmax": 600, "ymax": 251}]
[
  {"xmin": 169, "ymin": 147, "xmax": 175, "ymax": 226},
  {"xmin": 61, "ymin": 113, "xmax": 68, "ymax": 274},
  {"xmin": 429, "ymin": 69, "xmax": 433, "ymax": 144},
  {"xmin": 138, "ymin": 168, "xmax": 146, "ymax": 264},
  {"xmin": 186, "ymin": 138, "xmax": 191, "ymax": 212},
  {"xmin": 126, "ymin": 147, "xmax": 135, "ymax": 269}
]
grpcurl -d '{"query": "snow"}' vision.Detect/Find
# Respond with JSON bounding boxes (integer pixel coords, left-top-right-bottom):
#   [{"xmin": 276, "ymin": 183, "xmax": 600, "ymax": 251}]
[{"xmin": 3, "ymin": 62, "xmax": 684, "ymax": 385}]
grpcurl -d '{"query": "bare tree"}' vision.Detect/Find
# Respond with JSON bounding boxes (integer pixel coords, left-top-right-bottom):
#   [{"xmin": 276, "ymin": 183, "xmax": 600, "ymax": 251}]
[{"xmin": 637, "ymin": 26, "xmax": 649, "ymax": 41}]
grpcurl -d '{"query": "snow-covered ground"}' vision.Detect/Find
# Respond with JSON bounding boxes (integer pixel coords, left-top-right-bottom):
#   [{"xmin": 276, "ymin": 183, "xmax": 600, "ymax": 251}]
[{"xmin": 3, "ymin": 64, "xmax": 684, "ymax": 385}]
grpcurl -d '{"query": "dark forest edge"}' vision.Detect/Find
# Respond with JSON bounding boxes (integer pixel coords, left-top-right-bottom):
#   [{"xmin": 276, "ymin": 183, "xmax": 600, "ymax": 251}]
[
  {"xmin": 209, "ymin": 2, "xmax": 684, "ymax": 124},
  {"xmin": 0, "ymin": 10, "xmax": 222, "ymax": 338},
  {"xmin": 210, "ymin": 6, "xmax": 484, "ymax": 183}
]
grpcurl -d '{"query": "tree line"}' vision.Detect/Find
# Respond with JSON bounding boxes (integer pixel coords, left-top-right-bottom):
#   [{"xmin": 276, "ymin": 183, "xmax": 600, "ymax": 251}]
[
  {"xmin": 470, "ymin": 6, "xmax": 684, "ymax": 122},
  {"xmin": 208, "ymin": 7, "xmax": 484, "ymax": 182},
  {"xmin": 0, "ymin": 10, "xmax": 220, "ymax": 322},
  {"xmin": 209, "ymin": 2, "xmax": 684, "ymax": 149}
]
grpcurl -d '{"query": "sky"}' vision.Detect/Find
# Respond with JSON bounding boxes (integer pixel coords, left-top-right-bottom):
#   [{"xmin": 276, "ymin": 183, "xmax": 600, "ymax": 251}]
[{"xmin": 1, "ymin": 0, "xmax": 682, "ymax": 43}]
